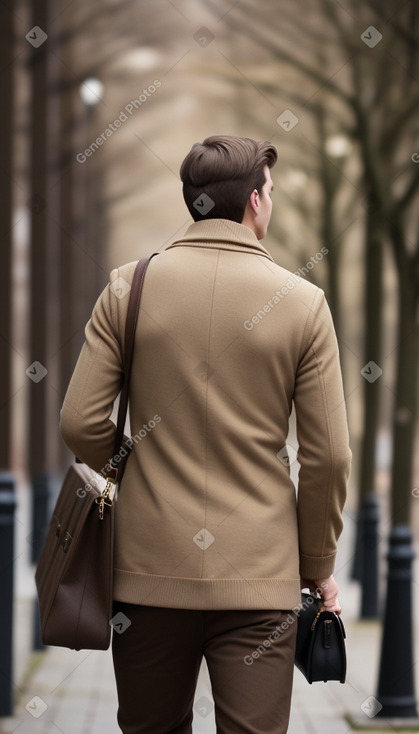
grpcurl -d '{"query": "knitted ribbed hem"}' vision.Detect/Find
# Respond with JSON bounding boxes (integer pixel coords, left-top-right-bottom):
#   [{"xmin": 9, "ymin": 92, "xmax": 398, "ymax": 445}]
[
  {"xmin": 113, "ymin": 569, "xmax": 302, "ymax": 610},
  {"xmin": 299, "ymin": 553, "xmax": 336, "ymax": 581}
]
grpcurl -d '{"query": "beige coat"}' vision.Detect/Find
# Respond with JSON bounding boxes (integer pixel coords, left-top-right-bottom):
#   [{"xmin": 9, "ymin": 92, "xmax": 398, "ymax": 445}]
[{"xmin": 60, "ymin": 219, "xmax": 351, "ymax": 610}]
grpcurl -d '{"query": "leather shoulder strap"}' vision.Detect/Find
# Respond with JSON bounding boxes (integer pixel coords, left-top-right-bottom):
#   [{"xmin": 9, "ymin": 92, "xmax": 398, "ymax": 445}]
[{"xmin": 113, "ymin": 253, "xmax": 158, "ymax": 461}]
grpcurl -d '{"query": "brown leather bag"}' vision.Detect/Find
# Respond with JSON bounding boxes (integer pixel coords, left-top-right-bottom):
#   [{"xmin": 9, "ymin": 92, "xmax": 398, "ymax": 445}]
[{"xmin": 35, "ymin": 255, "xmax": 157, "ymax": 650}]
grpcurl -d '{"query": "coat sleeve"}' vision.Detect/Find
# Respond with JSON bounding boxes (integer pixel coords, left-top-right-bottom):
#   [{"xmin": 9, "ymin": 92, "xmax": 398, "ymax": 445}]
[
  {"xmin": 59, "ymin": 269, "xmax": 125, "ymax": 473},
  {"xmin": 293, "ymin": 288, "xmax": 351, "ymax": 581}
]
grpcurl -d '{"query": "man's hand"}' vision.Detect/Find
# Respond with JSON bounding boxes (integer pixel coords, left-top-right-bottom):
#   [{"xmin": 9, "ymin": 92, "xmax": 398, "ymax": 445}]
[{"xmin": 300, "ymin": 574, "xmax": 341, "ymax": 614}]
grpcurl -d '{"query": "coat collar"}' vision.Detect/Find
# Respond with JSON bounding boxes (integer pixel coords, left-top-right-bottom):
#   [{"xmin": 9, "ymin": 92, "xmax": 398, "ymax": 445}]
[{"xmin": 166, "ymin": 219, "xmax": 274, "ymax": 262}]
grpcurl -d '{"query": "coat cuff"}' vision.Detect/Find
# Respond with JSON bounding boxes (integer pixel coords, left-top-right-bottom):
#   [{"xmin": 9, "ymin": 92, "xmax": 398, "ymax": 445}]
[{"xmin": 299, "ymin": 553, "xmax": 336, "ymax": 581}]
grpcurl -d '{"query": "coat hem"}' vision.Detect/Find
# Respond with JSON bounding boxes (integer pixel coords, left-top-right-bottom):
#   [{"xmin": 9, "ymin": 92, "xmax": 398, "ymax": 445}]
[{"xmin": 113, "ymin": 569, "xmax": 302, "ymax": 610}]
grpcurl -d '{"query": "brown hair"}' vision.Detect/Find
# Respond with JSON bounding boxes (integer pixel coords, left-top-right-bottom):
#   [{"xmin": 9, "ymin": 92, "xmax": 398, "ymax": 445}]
[{"xmin": 180, "ymin": 135, "xmax": 277, "ymax": 223}]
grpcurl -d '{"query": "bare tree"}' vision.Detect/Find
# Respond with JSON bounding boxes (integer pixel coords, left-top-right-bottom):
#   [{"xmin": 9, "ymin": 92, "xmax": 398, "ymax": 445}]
[{"xmin": 203, "ymin": 0, "xmax": 419, "ymax": 579}]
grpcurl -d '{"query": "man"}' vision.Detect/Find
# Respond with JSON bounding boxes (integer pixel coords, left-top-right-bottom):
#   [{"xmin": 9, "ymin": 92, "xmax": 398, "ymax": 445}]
[{"xmin": 61, "ymin": 135, "xmax": 351, "ymax": 733}]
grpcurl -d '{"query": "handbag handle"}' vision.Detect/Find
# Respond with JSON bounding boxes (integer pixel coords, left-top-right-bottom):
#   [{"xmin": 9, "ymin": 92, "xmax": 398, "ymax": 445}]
[{"xmin": 111, "ymin": 253, "xmax": 158, "ymax": 477}]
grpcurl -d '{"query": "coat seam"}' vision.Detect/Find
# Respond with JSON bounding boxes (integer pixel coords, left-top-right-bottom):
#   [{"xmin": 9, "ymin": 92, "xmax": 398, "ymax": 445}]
[
  {"xmin": 201, "ymin": 250, "xmax": 221, "ymax": 577},
  {"xmin": 310, "ymin": 345, "xmax": 335, "ymax": 558},
  {"xmin": 296, "ymin": 288, "xmax": 323, "ymax": 368}
]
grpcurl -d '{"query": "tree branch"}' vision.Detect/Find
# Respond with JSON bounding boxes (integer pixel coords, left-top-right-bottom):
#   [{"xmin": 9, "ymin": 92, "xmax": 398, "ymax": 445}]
[
  {"xmin": 393, "ymin": 169, "xmax": 419, "ymax": 216},
  {"xmin": 202, "ymin": 0, "xmax": 355, "ymax": 109}
]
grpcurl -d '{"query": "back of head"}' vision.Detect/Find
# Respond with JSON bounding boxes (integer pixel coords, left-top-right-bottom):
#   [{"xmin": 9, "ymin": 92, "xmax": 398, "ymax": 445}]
[{"xmin": 180, "ymin": 135, "xmax": 277, "ymax": 223}]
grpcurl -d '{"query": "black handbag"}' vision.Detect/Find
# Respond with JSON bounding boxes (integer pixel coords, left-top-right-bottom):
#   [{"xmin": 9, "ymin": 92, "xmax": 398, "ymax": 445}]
[{"xmin": 295, "ymin": 592, "xmax": 347, "ymax": 683}]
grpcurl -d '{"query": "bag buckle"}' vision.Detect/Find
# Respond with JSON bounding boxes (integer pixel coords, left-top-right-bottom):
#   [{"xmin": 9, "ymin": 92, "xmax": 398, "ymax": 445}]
[
  {"xmin": 310, "ymin": 611, "xmax": 322, "ymax": 631},
  {"xmin": 95, "ymin": 475, "xmax": 117, "ymax": 520}
]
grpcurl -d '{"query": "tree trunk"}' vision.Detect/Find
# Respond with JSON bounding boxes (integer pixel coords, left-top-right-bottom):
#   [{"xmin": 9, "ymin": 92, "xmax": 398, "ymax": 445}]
[
  {"xmin": 359, "ymin": 207, "xmax": 384, "ymax": 503},
  {"xmin": 28, "ymin": 0, "xmax": 49, "ymax": 478},
  {"xmin": 317, "ymin": 102, "xmax": 342, "ymax": 352},
  {"xmin": 351, "ymin": 205, "xmax": 383, "ymax": 601},
  {"xmin": 0, "ymin": 0, "xmax": 14, "ymax": 468},
  {"xmin": 390, "ymin": 259, "xmax": 418, "ymax": 527}
]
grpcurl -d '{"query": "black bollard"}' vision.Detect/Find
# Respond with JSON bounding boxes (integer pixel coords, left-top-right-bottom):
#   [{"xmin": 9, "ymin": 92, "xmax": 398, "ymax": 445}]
[
  {"xmin": 31, "ymin": 472, "xmax": 51, "ymax": 651},
  {"xmin": 0, "ymin": 472, "xmax": 17, "ymax": 716},
  {"xmin": 360, "ymin": 493, "xmax": 380, "ymax": 618},
  {"xmin": 350, "ymin": 510, "xmax": 362, "ymax": 582},
  {"xmin": 376, "ymin": 526, "xmax": 418, "ymax": 718}
]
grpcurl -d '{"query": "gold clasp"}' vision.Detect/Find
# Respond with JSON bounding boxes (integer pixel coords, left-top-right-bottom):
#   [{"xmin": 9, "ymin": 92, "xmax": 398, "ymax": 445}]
[
  {"xmin": 311, "ymin": 610, "xmax": 322, "ymax": 631},
  {"xmin": 95, "ymin": 476, "xmax": 117, "ymax": 520}
]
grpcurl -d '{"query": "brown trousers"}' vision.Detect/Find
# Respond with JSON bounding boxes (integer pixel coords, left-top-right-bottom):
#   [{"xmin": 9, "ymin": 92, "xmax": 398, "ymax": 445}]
[{"xmin": 112, "ymin": 602, "xmax": 297, "ymax": 734}]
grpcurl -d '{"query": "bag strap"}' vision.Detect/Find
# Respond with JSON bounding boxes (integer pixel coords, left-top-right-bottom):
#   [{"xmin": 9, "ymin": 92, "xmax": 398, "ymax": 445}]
[{"xmin": 112, "ymin": 253, "xmax": 158, "ymax": 470}]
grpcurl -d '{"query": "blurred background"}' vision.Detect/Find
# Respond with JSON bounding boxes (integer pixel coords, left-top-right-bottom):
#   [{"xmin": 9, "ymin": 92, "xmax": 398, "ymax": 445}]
[{"xmin": 0, "ymin": 0, "xmax": 418, "ymax": 728}]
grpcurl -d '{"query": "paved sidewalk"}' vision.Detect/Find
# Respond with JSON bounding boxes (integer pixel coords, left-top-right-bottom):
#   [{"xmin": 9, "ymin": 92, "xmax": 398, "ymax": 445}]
[
  {"xmin": 1, "ymin": 513, "xmax": 418, "ymax": 734},
  {"xmin": 0, "ymin": 617, "xmax": 388, "ymax": 734}
]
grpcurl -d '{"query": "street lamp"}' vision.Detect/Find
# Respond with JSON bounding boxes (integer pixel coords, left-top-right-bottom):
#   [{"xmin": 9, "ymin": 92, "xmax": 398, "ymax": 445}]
[
  {"xmin": 79, "ymin": 77, "xmax": 104, "ymax": 108},
  {"xmin": 75, "ymin": 76, "xmax": 105, "ymax": 345},
  {"xmin": 325, "ymin": 134, "xmax": 352, "ymax": 159},
  {"xmin": 284, "ymin": 169, "xmax": 308, "ymax": 191}
]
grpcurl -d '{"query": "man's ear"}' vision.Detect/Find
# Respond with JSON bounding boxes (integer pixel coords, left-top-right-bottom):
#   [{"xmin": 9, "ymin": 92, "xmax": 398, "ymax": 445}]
[{"xmin": 248, "ymin": 188, "xmax": 259, "ymax": 215}]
